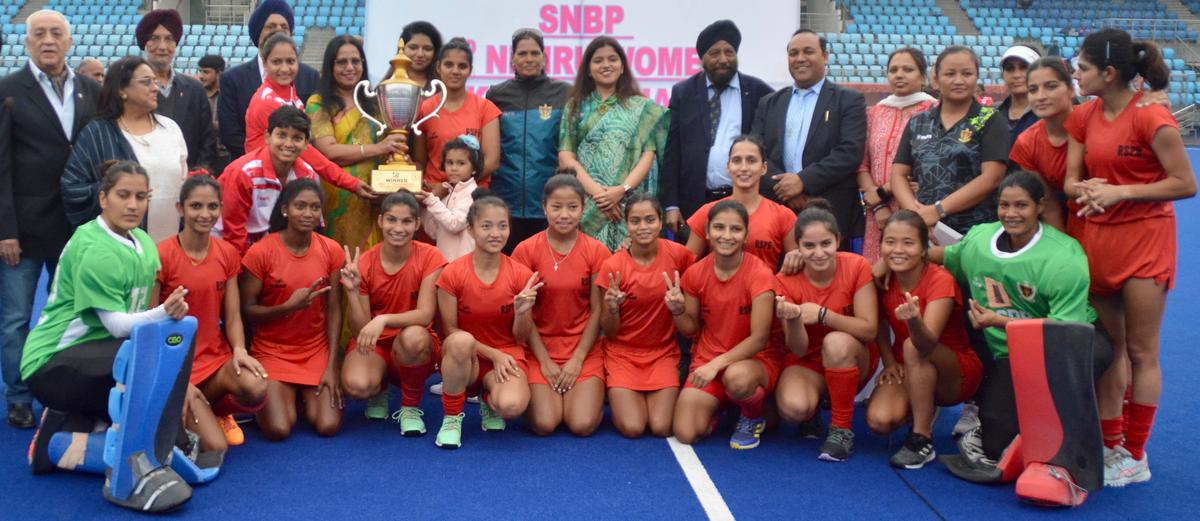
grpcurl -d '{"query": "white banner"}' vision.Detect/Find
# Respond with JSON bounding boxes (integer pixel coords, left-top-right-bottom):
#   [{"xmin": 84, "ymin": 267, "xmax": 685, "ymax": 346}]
[{"xmin": 364, "ymin": 0, "xmax": 801, "ymax": 104}]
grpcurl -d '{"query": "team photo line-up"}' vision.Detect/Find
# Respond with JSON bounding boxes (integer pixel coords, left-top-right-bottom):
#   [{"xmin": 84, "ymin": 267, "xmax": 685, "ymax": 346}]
[{"xmin": 0, "ymin": 0, "xmax": 1194, "ymax": 513}]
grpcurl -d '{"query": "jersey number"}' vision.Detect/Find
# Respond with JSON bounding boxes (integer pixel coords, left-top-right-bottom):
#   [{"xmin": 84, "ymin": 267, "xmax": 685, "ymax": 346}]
[{"xmin": 129, "ymin": 287, "xmax": 150, "ymax": 313}]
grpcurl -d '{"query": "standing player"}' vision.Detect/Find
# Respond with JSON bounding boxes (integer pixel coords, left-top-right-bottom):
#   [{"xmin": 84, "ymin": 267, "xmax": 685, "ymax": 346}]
[
  {"xmin": 155, "ymin": 175, "xmax": 269, "ymax": 453},
  {"xmin": 23, "ymin": 161, "xmax": 194, "ymax": 511},
  {"xmin": 339, "ymin": 191, "xmax": 446, "ymax": 436},
  {"xmin": 513, "ymin": 175, "xmax": 610, "ymax": 437},
  {"xmin": 240, "ymin": 179, "xmax": 346, "ymax": 440},
  {"xmin": 597, "ymin": 193, "xmax": 695, "ymax": 438},
  {"xmin": 434, "ymin": 197, "xmax": 542, "ymax": 449},
  {"xmin": 863, "ymin": 210, "xmax": 981, "ymax": 469},
  {"xmin": 1065, "ymin": 28, "xmax": 1196, "ymax": 486},
  {"xmin": 668, "ymin": 200, "xmax": 780, "ymax": 450},
  {"xmin": 686, "ymin": 136, "xmax": 797, "ymax": 268},
  {"xmin": 1009, "ymin": 56, "xmax": 1076, "ymax": 232},
  {"xmin": 774, "ymin": 199, "xmax": 879, "ymax": 462}
]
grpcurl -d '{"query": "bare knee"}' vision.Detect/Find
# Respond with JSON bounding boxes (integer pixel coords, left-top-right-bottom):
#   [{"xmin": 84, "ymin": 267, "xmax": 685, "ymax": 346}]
[
  {"xmin": 395, "ymin": 327, "xmax": 433, "ymax": 364},
  {"xmin": 493, "ymin": 394, "xmax": 527, "ymax": 420},
  {"xmin": 313, "ymin": 416, "xmax": 342, "ymax": 437},
  {"xmin": 235, "ymin": 374, "xmax": 269, "ymax": 406},
  {"xmin": 721, "ymin": 364, "xmax": 759, "ymax": 398},
  {"xmin": 258, "ymin": 417, "xmax": 294, "ymax": 442},
  {"xmin": 566, "ymin": 411, "xmax": 602, "ymax": 437},
  {"xmin": 442, "ymin": 332, "xmax": 476, "ymax": 365},
  {"xmin": 340, "ymin": 370, "xmax": 379, "ymax": 401},
  {"xmin": 673, "ymin": 423, "xmax": 700, "ymax": 445},
  {"xmin": 822, "ymin": 333, "xmax": 859, "ymax": 367},
  {"xmin": 529, "ymin": 413, "xmax": 560, "ymax": 436},
  {"xmin": 200, "ymin": 434, "xmax": 228, "ymax": 454},
  {"xmin": 866, "ymin": 405, "xmax": 904, "ymax": 435},
  {"xmin": 648, "ymin": 417, "xmax": 673, "ymax": 438},
  {"xmin": 776, "ymin": 390, "xmax": 816, "ymax": 423},
  {"xmin": 614, "ymin": 416, "xmax": 646, "ymax": 439}
]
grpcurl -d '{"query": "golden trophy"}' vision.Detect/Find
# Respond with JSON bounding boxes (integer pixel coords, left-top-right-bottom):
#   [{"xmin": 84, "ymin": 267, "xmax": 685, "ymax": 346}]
[{"xmin": 354, "ymin": 40, "xmax": 447, "ymax": 193}]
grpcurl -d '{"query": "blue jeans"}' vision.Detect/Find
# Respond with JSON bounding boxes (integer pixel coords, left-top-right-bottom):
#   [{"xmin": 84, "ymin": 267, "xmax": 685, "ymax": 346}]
[{"xmin": 1, "ymin": 257, "xmax": 56, "ymax": 406}]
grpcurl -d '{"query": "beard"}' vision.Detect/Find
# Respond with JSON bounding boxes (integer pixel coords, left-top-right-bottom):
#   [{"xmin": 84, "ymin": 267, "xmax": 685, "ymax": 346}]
[{"xmin": 704, "ymin": 61, "xmax": 737, "ymax": 88}]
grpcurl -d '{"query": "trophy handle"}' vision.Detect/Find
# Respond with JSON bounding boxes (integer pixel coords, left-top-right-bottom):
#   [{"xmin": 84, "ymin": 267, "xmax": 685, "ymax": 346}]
[
  {"xmin": 411, "ymin": 79, "xmax": 448, "ymax": 136},
  {"xmin": 354, "ymin": 80, "xmax": 388, "ymax": 137}
]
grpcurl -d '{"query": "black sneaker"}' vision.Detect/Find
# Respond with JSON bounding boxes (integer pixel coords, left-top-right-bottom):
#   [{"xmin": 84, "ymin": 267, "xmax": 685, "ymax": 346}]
[
  {"xmin": 818, "ymin": 426, "xmax": 855, "ymax": 462},
  {"xmin": 890, "ymin": 432, "xmax": 936, "ymax": 469},
  {"xmin": 8, "ymin": 402, "xmax": 34, "ymax": 429},
  {"xmin": 797, "ymin": 415, "xmax": 823, "ymax": 439}
]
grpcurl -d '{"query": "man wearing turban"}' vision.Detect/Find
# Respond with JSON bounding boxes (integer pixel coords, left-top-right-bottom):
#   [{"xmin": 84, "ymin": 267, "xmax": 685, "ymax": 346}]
[{"xmin": 137, "ymin": 8, "xmax": 218, "ymax": 171}]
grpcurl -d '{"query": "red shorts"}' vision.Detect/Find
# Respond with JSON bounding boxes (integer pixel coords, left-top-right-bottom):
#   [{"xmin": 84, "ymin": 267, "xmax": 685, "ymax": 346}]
[
  {"xmin": 953, "ymin": 348, "xmax": 984, "ymax": 404},
  {"xmin": 190, "ymin": 352, "xmax": 232, "ymax": 386},
  {"xmin": 783, "ymin": 343, "xmax": 881, "ymax": 392},
  {"xmin": 528, "ymin": 344, "xmax": 605, "ymax": 386},
  {"xmin": 1079, "ymin": 216, "xmax": 1176, "ymax": 295},
  {"xmin": 467, "ymin": 348, "xmax": 529, "ymax": 395},
  {"xmin": 604, "ymin": 340, "xmax": 680, "ymax": 391},
  {"xmin": 685, "ymin": 354, "xmax": 782, "ymax": 404}
]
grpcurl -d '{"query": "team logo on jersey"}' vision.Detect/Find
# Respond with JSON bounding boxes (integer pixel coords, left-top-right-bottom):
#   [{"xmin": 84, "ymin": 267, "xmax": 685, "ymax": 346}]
[
  {"xmin": 958, "ymin": 129, "xmax": 973, "ymax": 143},
  {"xmin": 501, "ymin": 303, "xmax": 514, "ymax": 314},
  {"xmin": 983, "ymin": 276, "xmax": 1012, "ymax": 308},
  {"xmin": 539, "ymin": 104, "xmax": 553, "ymax": 120},
  {"xmin": 1018, "ymin": 282, "xmax": 1037, "ymax": 302},
  {"xmin": 166, "ymin": 334, "xmax": 183, "ymax": 347}
]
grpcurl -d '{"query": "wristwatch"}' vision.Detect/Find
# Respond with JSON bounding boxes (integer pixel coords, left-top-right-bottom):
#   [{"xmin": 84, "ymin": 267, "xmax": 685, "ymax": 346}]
[
  {"xmin": 934, "ymin": 200, "xmax": 947, "ymax": 219},
  {"xmin": 621, "ymin": 183, "xmax": 633, "ymax": 192}
]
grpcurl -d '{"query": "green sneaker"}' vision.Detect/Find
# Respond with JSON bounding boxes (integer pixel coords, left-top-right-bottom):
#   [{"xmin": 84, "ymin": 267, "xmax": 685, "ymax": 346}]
[
  {"xmin": 364, "ymin": 390, "xmax": 390, "ymax": 420},
  {"xmin": 435, "ymin": 413, "xmax": 464, "ymax": 449},
  {"xmin": 392, "ymin": 406, "xmax": 426, "ymax": 436},
  {"xmin": 479, "ymin": 401, "xmax": 506, "ymax": 431}
]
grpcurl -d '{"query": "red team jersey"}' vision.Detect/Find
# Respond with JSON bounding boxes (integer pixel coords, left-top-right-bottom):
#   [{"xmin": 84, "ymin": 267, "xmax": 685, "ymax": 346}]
[
  {"xmin": 353, "ymin": 242, "xmax": 447, "ymax": 350},
  {"xmin": 1010, "ymin": 119, "xmax": 1068, "ymax": 191},
  {"xmin": 1064, "ymin": 93, "xmax": 1178, "ymax": 224},
  {"xmin": 774, "ymin": 252, "xmax": 875, "ymax": 366},
  {"xmin": 596, "ymin": 240, "xmax": 696, "ymax": 390},
  {"xmin": 417, "ymin": 93, "xmax": 502, "ymax": 187},
  {"xmin": 511, "ymin": 232, "xmax": 610, "ymax": 352},
  {"xmin": 156, "ymin": 235, "xmax": 242, "ymax": 385},
  {"xmin": 879, "ymin": 264, "xmax": 971, "ymax": 362},
  {"xmin": 242, "ymin": 233, "xmax": 346, "ymax": 386},
  {"xmin": 686, "ymin": 197, "xmax": 797, "ymax": 268},
  {"xmin": 681, "ymin": 253, "xmax": 781, "ymax": 370},
  {"xmin": 436, "ymin": 253, "xmax": 535, "ymax": 359}
]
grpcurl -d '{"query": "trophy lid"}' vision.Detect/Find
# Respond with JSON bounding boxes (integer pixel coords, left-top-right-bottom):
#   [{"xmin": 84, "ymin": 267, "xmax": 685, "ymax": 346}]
[{"xmin": 385, "ymin": 39, "xmax": 416, "ymax": 84}]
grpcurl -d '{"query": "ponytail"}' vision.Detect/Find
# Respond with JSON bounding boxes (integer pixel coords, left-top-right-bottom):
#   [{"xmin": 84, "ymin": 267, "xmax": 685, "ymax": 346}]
[{"xmin": 1132, "ymin": 41, "xmax": 1169, "ymax": 91}]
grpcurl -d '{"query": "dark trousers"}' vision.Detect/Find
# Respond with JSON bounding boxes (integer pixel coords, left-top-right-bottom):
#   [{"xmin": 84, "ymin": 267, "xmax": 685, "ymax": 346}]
[
  {"xmin": 504, "ymin": 217, "xmax": 548, "ymax": 255},
  {"xmin": 27, "ymin": 338, "xmax": 123, "ymax": 421}
]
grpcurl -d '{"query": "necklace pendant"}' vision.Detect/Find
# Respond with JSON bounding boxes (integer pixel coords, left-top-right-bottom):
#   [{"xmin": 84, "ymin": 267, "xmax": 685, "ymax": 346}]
[{"xmin": 554, "ymin": 263, "xmax": 559, "ymax": 271}]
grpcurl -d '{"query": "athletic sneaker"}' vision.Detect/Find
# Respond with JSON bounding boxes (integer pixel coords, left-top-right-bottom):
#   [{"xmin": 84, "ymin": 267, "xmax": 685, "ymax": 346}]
[
  {"xmin": 479, "ymin": 401, "xmax": 505, "ymax": 431},
  {"xmin": 957, "ymin": 426, "xmax": 997, "ymax": 467},
  {"xmin": 890, "ymin": 432, "xmax": 936, "ymax": 469},
  {"xmin": 28, "ymin": 408, "xmax": 69, "ymax": 474},
  {"xmin": 797, "ymin": 415, "xmax": 824, "ymax": 439},
  {"xmin": 365, "ymin": 390, "xmax": 390, "ymax": 420},
  {"xmin": 217, "ymin": 415, "xmax": 245, "ymax": 446},
  {"xmin": 1105, "ymin": 446, "xmax": 1151, "ymax": 487},
  {"xmin": 435, "ymin": 413, "xmax": 464, "ymax": 449},
  {"xmin": 953, "ymin": 402, "xmax": 980, "ymax": 437},
  {"xmin": 818, "ymin": 427, "xmax": 855, "ymax": 462},
  {"xmin": 393, "ymin": 407, "xmax": 426, "ymax": 436},
  {"xmin": 429, "ymin": 383, "xmax": 480, "ymax": 403},
  {"xmin": 729, "ymin": 416, "xmax": 765, "ymax": 450}
]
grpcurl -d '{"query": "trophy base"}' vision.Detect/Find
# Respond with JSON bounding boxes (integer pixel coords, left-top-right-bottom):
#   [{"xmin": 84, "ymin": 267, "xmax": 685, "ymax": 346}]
[{"xmin": 371, "ymin": 164, "xmax": 423, "ymax": 194}]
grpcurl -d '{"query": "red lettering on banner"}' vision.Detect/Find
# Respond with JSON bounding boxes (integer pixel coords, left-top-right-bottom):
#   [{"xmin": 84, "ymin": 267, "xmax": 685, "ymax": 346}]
[
  {"xmin": 538, "ymin": 4, "xmax": 625, "ymax": 35},
  {"xmin": 554, "ymin": 46, "xmax": 573, "ymax": 75},
  {"xmin": 583, "ymin": 5, "xmax": 603, "ymax": 33},
  {"xmin": 607, "ymin": 5, "xmax": 624, "ymax": 30},
  {"xmin": 686, "ymin": 52, "xmax": 701, "ymax": 75},
  {"xmin": 659, "ymin": 47, "xmax": 682, "ymax": 77},
  {"xmin": 539, "ymin": 5, "xmax": 557, "ymax": 33}
]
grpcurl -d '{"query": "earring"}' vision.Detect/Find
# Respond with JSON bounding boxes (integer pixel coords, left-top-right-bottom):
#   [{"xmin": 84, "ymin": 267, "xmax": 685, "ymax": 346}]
[
  {"xmin": 121, "ymin": 94, "xmax": 127, "ymax": 99},
  {"xmin": 282, "ymin": 212, "xmax": 288, "ymax": 217}
]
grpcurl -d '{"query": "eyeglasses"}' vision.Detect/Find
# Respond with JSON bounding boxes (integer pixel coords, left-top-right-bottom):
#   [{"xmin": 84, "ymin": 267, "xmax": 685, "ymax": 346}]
[
  {"xmin": 334, "ymin": 58, "xmax": 362, "ymax": 67},
  {"xmin": 131, "ymin": 77, "xmax": 155, "ymax": 87}
]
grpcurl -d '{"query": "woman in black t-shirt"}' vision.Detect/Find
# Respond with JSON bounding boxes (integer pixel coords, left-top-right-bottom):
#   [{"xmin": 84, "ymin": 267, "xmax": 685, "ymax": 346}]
[{"xmin": 890, "ymin": 46, "xmax": 1010, "ymax": 235}]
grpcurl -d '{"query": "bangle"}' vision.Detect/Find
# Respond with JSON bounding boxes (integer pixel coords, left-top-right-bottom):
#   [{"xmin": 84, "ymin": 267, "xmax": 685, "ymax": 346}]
[
  {"xmin": 359, "ymin": 144, "xmax": 366, "ymax": 160},
  {"xmin": 870, "ymin": 204, "xmax": 887, "ymax": 214},
  {"xmin": 818, "ymin": 307, "xmax": 828, "ymax": 325},
  {"xmin": 621, "ymin": 183, "xmax": 633, "ymax": 192}
]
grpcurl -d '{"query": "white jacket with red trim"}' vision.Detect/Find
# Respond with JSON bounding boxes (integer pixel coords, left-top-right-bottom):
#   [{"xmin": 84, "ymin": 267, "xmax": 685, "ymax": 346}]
[{"xmin": 214, "ymin": 147, "xmax": 319, "ymax": 253}]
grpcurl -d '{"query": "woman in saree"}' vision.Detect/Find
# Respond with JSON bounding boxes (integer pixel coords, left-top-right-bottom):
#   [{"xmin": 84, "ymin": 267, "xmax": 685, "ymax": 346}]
[{"xmin": 558, "ymin": 36, "xmax": 668, "ymax": 250}]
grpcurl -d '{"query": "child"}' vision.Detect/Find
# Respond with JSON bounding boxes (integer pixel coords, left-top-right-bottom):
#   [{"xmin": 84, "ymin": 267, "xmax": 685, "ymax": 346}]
[{"xmin": 419, "ymin": 135, "xmax": 480, "ymax": 261}]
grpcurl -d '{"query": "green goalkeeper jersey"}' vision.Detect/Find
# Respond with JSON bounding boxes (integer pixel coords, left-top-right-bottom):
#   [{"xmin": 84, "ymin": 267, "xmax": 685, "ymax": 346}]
[
  {"xmin": 20, "ymin": 218, "xmax": 160, "ymax": 379},
  {"xmin": 943, "ymin": 222, "xmax": 1096, "ymax": 360}
]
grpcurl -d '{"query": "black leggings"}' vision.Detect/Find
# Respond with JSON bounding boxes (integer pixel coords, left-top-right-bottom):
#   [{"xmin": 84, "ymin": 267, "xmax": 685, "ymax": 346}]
[
  {"xmin": 26, "ymin": 338, "xmax": 123, "ymax": 421},
  {"xmin": 978, "ymin": 324, "xmax": 1115, "ymax": 459}
]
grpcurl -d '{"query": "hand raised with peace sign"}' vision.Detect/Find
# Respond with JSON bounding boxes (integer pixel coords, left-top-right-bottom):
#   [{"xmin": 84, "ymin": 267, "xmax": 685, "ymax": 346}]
[
  {"xmin": 662, "ymin": 270, "xmax": 684, "ymax": 316},
  {"xmin": 513, "ymin": 272, "xmax": 544, "ymax": 315},
  {"xmin": 894, "ymin": 292, "xmax": 921, "ymax": 322},
  {"xmin": 603, "ymin": 272, "xmax": 626, "ymax": 315},
  {"xmin": 285, "ymin": 278, "xmax": 331, "ymax": 312},
  {"xmin": 339, "ymin": 246, "xmax": 362, "ymax": 292}
]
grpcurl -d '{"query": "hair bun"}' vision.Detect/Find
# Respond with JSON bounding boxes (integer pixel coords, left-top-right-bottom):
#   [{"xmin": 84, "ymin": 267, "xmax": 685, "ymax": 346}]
[{"xmin": 803, "ymin": 197, "xmax": 834, "ymax": 213}]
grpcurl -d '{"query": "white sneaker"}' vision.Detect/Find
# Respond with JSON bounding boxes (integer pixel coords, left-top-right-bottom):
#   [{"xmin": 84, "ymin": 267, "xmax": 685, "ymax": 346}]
[
  {"xmin": 958, "ymin": 426, "xmax": 996, "ymax": 467},
  {"xmin": 953, "ymin": 402, "xmax": 980, "ymax": 437},
  {"xmin": 429, "ymin": 382, "xmax": 480, "ymax": 403},
  {"xmin": 1105, "ymin": 446, "xmax": 1151, "ymax": 487}
]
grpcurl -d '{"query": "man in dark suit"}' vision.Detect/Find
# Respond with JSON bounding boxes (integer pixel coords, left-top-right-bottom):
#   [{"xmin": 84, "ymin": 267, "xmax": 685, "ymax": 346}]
[
  {"xmin": 217, "ymin": 0, "xmax": 319, "ymax": 159},
  {"xmin": 663, "ymin": 20, "xmax": 773, "ymax": 237},
  {"xmin": 752, "ymin": 29, "xmax": 866, "ymax": 249},
  {"xmin": 139, "ymin": 9, "xmax": 218, "ymax": 171},
  {"xmin": 0, "ymin": 9, "xmax": 100, "ymax": 428}
]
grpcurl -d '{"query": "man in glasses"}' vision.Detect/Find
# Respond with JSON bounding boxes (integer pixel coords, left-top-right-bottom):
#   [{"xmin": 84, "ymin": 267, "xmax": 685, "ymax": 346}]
[{"xmin": 138, "ymin": 8, "xmax": 218, "ymax": 172}]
